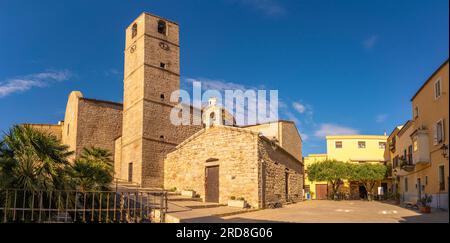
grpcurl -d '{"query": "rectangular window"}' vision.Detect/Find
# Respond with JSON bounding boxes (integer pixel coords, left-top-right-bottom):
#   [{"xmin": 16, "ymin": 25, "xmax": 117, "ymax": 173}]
[
  {"xmin": 425, "ymin": 176, "xmax": 428, "ymax": 186},
  {"xmin": 335, "ymin": 141, "xmax": 343, "ymax": 149},
  {"xmin": 414, "ymin": 106, "xmax": 419, "ymax": 119},
  {"xmin": 379, "ymin": 142, "xmax": 386, "ymax": 149},
  {"xmin": 128, "ymin": 163, "xmax": 133, "ymax": 183},
  {"xmin": 439, "ymin": 165, "xmax": 445, "ymax": 191},
  {"xmin": 413, "ymin": 139, "xmax": 418, "ymax": 152},
  {"xmin": 435, "ymin": 120, "xmax": 444, "ymax": 144},
  {"xmin": 393, "ymin": 156, "xmax": 399, "ymax": 168},
  {"xmin": 358, "ymin": 141, "xmax": 366, "ymax": 149},
  {"xmin": 435, "ymin": 79, "xmax": 442, "ymax": 99},
  {"xmin": 405, "ymin": 177, "xmax": 408, "ymax": 192}
]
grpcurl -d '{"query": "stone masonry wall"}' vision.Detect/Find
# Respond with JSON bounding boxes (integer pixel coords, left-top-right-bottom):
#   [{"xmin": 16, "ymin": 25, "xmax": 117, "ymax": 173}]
[
  {"xmin": 62, "ymin": 91, "xmax": 82, "ymax": 161},
  {"xmin": 280, "ymin": 122, "xmax": 303, "ymax": 162},
  {"xmin": 27, "ymin": 124, "xmax": 63, "ymax": 141},
  {"xmin": 259, "ymin": 138, "xmax": 304, "ymax": 207},
  {"xmin": 164, "ymin": 126, "xmax": 261, "ymax": 208},
  {"xmin": 114, "ymin": 137, "xmax": 122, "ymax": 178},
  {"xmin": 75, "ymin": 99, "xmax": 122, "ymax": 158}
]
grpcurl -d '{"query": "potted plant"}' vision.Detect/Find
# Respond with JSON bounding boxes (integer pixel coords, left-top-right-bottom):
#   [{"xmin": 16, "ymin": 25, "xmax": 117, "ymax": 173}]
[
  {"xmin": 393, "ymin": 192, "xmax": 401, "ymax": 205},
  {"xmin": 418, "ymin": 194, "xmax": 433, "ymax": 214},
  {"xmin": 228, "ymin": 196, "xmax": 247, "ymax": 208},
  {"xmin": 181, "ymin": 189, "xmax": 196, "ymax": 198}
]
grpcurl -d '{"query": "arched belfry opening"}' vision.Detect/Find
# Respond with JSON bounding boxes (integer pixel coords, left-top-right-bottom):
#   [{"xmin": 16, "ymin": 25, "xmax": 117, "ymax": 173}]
[
  {"xmin": 132, "ymin": 23, "xmax": 138, "ymax": 38},
  {"xmin": 157, "ymin": 20, "xmax": 167, "ymax": 35}
]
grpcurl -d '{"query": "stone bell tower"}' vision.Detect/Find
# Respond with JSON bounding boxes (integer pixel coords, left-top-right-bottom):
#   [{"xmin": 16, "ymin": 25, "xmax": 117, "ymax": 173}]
[{"xmin": 121, "ymin": 13, "xmax": 182, "ymax": 187}]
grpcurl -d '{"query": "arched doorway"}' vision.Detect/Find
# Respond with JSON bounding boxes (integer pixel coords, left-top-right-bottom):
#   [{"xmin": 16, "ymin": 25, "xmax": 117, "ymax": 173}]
[{"xmin": 359, "ymin": 185, "xmax": 368, "ymax": 200}]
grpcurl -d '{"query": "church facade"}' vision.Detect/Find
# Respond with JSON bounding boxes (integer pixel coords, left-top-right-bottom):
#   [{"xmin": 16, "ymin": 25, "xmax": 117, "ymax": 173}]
[{"xmin": 25, "ymin": 13, "xmax": 304, "ymax": 208}]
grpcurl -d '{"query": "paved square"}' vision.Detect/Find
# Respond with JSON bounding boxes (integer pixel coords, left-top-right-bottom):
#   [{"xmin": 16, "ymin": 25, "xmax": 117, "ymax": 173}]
[{"xmin": 220, "ymin": 201, "xmax": 449, "ymax": 223}]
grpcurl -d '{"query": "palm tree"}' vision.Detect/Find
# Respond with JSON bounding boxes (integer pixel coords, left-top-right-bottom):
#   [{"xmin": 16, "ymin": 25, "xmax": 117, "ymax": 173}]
[
  {"xmin": 69, "ymin": 147, "xmax": 114, "ymax": 192},
  {"xmin": 0, "ymin": 125, "xmax": 73, "ymax": 191}
]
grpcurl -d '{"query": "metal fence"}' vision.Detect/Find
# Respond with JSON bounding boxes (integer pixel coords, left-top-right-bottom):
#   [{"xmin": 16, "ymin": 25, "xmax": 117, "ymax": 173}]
[{"xmin": 0, "ymin": 189, "xmax": 168, "ymax": 223}]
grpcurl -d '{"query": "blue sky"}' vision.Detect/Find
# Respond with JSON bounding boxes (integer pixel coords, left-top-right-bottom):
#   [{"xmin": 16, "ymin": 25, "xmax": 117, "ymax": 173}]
[{"xmin": 0, "ymin": 0, "xmax": 448, "ymax": 155}]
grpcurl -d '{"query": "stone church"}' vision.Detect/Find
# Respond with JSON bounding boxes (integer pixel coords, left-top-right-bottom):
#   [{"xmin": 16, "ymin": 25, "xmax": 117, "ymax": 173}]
[{"xmin": 26, "ymin": 13, "xmax": 304, "ymax": 208}]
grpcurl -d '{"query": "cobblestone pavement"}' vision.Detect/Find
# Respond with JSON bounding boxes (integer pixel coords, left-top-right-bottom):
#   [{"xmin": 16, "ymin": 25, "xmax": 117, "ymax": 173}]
[{"xmin": 219, "ymin": 200, "xmax": 449, "ymax": 223}]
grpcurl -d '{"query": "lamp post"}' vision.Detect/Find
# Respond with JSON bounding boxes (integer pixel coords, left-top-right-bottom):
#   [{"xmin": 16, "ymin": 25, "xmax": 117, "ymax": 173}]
[{"xmin": 441, "ymin": 144, "xmax": 449, "ymax": 159}]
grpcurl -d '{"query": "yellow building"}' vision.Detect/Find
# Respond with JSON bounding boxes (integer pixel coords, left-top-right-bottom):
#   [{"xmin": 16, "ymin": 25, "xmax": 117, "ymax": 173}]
[
  {"xmin": 304, "ymin": 154, "xmax": 328, "ymax": 199},
  {"xmin": 327, "ymin": 135, "xmax": 388, "ymax": 164},
  {"xmin": 389, "ymin": 60, "xmax": 449, "ymax": 210},
  {"xmin": 304, "ymin": 135, "xmax": 388, "ymax": 200}
]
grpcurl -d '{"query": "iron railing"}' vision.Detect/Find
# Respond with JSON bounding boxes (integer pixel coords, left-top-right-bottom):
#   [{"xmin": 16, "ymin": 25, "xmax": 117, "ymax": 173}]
[{"xmin": 0, "ymin": 189, "xmax": 168, "ymax": 223}]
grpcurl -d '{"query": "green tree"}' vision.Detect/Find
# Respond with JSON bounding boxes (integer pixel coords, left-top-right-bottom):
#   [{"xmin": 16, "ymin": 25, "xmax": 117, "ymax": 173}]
[
  {"xmin": 68, "ymin": 147, "xmax": 114, "ymax": 192},
  {"xmin": 0, "ymin": 125, "xmax": 73, "ymax": 191},
  {"xmin": 349, "ymin": 163, "xmax": 387, "ymax": 201},
  {"xmin": 307, "ymin": 160, "xmax": 351, "ymax": 200}
]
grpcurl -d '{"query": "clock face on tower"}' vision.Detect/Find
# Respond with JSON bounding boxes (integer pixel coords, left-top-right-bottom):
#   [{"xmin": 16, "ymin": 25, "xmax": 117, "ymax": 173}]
[
  {"xmin": 159, "ymin": 42, "xmax": 170, "ymax": 51},
  {"xmin": 130, "ymin": 45, "xmax": 137, "ymax": 53}
]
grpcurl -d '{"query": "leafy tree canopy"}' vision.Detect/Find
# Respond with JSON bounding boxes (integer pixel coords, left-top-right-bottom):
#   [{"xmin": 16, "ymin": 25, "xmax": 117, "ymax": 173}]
[
  {"xmin": 349, "ymin": 163, "xmax": 387, "ymax": 182},
  {"xmin": 0, "ymin": 125, "xmax": 73, "ymax": 191},
  {"xmin": 307, "ymin": 159, "xmax": 351, "ymax": 182},
  {"xmin": 69, "ymin": 147, "xmax": 114, "ymax": 192},
  {"xmin": 0, "ymin": 125, "xmax": 114, "ymax": 192}
]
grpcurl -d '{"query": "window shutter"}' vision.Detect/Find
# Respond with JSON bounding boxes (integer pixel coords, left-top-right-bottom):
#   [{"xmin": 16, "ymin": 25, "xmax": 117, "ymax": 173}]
[{"xmin": 433, "ymin": 123, "xmax": 438, "ymax": 145}]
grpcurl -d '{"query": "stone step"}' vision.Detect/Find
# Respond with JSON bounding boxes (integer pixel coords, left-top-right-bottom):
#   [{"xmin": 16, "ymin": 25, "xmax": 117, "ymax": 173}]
[
  {"xmin": 213, "ymin": 209, "xmax": 260, "ymax": 218},
  {"xmin": 187, "ymin": 204, "xmax": 227, "ymax": 210},
  {"xmin": 168, "ymin": 195, "xmax": 202, "ymax": 202},
  {"xmin": 169, "ymin": 200, "xmax": 225, "ymax": 210}
]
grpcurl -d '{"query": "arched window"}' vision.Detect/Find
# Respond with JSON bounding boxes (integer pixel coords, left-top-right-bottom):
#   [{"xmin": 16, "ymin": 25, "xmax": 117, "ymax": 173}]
[
  {"xmin": 160, "ymin": 94, "xmax": 165, "ymax": 101},
  {"xmin": 210, "ymin": 112, "xmax": 216, "ymax": 120},
  {"xmin": 132, "ymin": 23, "xmax": 138, "ymax": 38},
  {"xmin": 157, "ymin": 20, "xmax": 167, "ymax": 35}
]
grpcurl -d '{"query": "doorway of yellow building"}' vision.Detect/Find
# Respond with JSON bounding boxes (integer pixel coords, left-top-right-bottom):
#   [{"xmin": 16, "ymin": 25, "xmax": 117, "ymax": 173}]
[{"xmin": 359, "ymin": 185, "xmax": 368, "ymax": 200}]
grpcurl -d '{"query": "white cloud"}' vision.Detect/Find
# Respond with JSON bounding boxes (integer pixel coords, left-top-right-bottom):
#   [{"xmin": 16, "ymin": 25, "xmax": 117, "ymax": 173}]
[
  {"xmin": 237, "ymin": 0, "xmax": 286, "ymax": 16},
  {"xmin": 363, "ymin": 35, "xmax": 379, "ymax": 49},
  {"xmin": 183, "ymin": 78, "xmax": 317, "ymax": 132},
  {"xmin": 283, "ymin": 110, "xmax": 300, "ymax": 125},
  {"xmin": 104, "ymin": 68, "xmax": 122, "ymax": 77},
  {"xmin": 292, "ymin": 102, "xmax": 306, "ymax": 114},
  {"xmin": 314, "ymin": 123, "xmax": 359, "ymax": 138},
  {"xmin": 376, "ymin": 114, "xmax": 388, "ymax": 123},
  {"xmin": 0, "ymin": 70, "xmax": 71, "ymax": 98},
  {"xmin": 301, "ymin": 133, "xmax": 309, "ymax": 141}
]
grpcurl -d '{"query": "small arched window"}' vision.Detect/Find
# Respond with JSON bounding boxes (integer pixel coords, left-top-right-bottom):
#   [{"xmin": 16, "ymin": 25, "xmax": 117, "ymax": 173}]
[
  {"xmin": 157, "ymin": 20, "xmax": 167, "ymax": 35},
  {"xmin": 132, "ymin": 23, "xmax": 138, "ymax": 38},
  {"xmin": 160, "ymin": 94, "xmax": 165, "ymax": 101}
]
